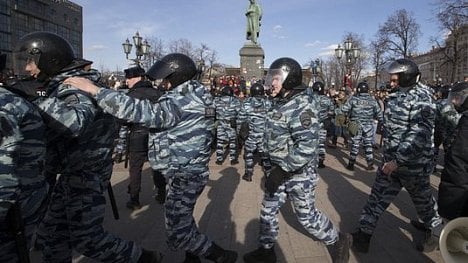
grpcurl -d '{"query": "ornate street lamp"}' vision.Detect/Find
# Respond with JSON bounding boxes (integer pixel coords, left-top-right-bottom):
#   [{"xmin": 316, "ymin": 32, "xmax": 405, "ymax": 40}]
[
  {"xmin": 335, "ymin": 38, "xmax": 361, "ymax": 88},
  {"xmin": 122, "ymin": 31, "xmax": 151, "ymax": 67}
]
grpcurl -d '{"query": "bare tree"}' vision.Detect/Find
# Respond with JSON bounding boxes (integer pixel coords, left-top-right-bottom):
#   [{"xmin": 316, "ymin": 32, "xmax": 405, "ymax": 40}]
[
  {"xmin": 145, "ymin": 36, "xmax": 165, "ymax": 69},
  {"xmin": 369, "ymin": 36, "xmax": 390, "ymax": 89},
  {"xmin": 335, "ymin": 32, "xmax": 367, "ymax": 89},
  {"xmin": 168, "ymin": 38, "xmax": 195, "ymax": 58},
  {"xmin": 378, "ymin": 9, "xmax": 421, "ymax": 58},
  {"xmin": 432, "ymin": 0, "xmax": 468, "ymax": 82},
  {"xmin": 206, "ymin": 49, "xmax": 218, "ymax": 80}
]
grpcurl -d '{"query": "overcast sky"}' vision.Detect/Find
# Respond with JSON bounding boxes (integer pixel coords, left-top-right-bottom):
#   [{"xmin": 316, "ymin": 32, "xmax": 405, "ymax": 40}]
[{"xmin": 72, "ymin": 0, "xmax": 444, "ymax": 71}]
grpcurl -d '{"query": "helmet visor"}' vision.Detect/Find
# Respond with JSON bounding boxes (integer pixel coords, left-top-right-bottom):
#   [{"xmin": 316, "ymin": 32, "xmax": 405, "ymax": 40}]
[
  {"xmin": 13, "ymin": 50, "xmax": 40, "ymax": 78},
  {"xmin": 448, "ymin": 89, "xmax": 468, "ymax": 109},
  {"xmin": 264, "ymin": 68, "xmax": 289, "ymax": 89}
]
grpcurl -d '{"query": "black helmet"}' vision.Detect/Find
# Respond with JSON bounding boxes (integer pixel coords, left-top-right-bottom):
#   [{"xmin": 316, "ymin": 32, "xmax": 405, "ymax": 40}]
[
  {"xmin": 250, "ymin": 83, "xmax": 264, "ymax": 97},
  {"xmin": 385, "ymin": 58, "xmax": 420, "ymax": 88},
  {"xmin": 356, "ymin": 82, "xmax": 369, "ymax": 94},
  {"xmin": 448, "ymin": 82, "xmax": 468, "ymax": 113},
  {"xmin": 146, "ymin": 53, "xmax": 196, "ymax": 87},
  {"xmin": 265, "ymin": 57, "xmax": 302, "ymax": 90},
  {"xmin": 312, "ymin": 81, "xmax": 325, "ymax": 95},
  {"xmin": 221, "ymin": 86, "xmax": 233, "ymax": 96},
  {"xmin": 14, "ymin": 31, "xmax": 75, "ymax": 78}
]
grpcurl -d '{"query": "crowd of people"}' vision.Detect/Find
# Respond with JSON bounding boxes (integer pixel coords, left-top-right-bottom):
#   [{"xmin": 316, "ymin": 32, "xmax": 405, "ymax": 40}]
[{"xmin": 1, "ymin": 31, "xmax": 467, "ymax": 263}]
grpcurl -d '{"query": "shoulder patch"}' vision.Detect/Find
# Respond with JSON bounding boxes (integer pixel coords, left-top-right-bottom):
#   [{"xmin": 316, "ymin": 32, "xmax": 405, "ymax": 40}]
[
  {"xmin": 272, "ymin": 112, "xmax": 282, "ymax": 120},
  {"xmin": 205, "ymin": 107, "xmax": 215, "ymax": 118},
  {"xmin": 300, "ymin": 111, "xmax": 312, "ymax": 128}
]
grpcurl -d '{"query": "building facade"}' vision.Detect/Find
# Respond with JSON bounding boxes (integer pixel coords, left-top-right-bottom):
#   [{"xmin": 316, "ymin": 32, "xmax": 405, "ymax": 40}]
[
  {"xmin": 0, "ymin": 0, "xmax": 82, "ymax": 73},
  {"xmin": 412, "ymin": 24, "xmax": 468, "ymax": 85}
]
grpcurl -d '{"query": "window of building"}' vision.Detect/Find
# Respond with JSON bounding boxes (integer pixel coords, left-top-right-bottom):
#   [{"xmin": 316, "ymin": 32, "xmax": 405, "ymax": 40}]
[
  {"xmin": 0, "ymin": 13, "xmax": 10, "ymax": 32},
  {"xmin": 0, "ymin": 33, "xmax": 10, "ymax": 50},
  {"xmin": 45, "ymin": 21, "xmax": 57, "ymax": 33},
  {"xmin": 0, "ymin": 0, "xmax": 11, "ymax": 15},
  {"xmin": 31, "ymin": 17, "xmax": 43, "ymax": 31}
]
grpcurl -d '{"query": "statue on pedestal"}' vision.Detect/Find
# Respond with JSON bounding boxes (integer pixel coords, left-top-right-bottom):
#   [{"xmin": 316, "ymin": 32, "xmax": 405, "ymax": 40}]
[{"xmin": 245, "ymin": 0, "xmax": 262, "ymax": 45}]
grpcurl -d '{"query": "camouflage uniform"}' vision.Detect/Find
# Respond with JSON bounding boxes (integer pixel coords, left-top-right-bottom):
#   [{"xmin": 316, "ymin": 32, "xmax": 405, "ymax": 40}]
[
  {"xmin": 357, "ymin": 83, "xmax": 442, "ymax": 235},
  {"xmin": 312, "ymin": 93, "xmax": 334, "ymax": 164},
  {"xmin": 214, "ymin": 94, "xmax": 241, "ymax": 163},
  {"xmin": 434, "ymin": 98, "xmax": 460, "ymax": 165},
  {"xmin": 259, "ymin": 88, "xmax": 338, "ymax": 248},
  {"xmin": 237, "ymin": 96, "xmax": 271, "ymax": 178},
  {"xmin": 94, "ymin": 80, "xmax": 219, "ymax": 257},
  {"xmin": 35, "ymin": 69, "xmax": 142, "ymax": 262},
  {"xmin": 342, "ymin": 93, "xmax": 382, "ymax": 167},
  {"xmin": 0, "ymin": 88, "xmax": 47, "ymax": 263}
]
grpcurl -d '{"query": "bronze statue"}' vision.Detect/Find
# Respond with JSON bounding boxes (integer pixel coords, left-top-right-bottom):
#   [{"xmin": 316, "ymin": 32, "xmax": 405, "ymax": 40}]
[{"xmin": 245, "ymin": 0, "xmax": 262, "ymax": 45}]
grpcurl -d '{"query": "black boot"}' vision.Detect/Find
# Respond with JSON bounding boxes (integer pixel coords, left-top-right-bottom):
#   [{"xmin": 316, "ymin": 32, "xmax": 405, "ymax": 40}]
[
  {"xmin": 416, "ymin": 230, "xmax": 438, "ymax": 252},
  {"xmin": 318, "ymin": 160, "xmax": 326, "ymax": 168},
  {"xmin": 351, "ymin": 229, "xmax": 371, "ymax": 253},
  {"xmin": 243, "ymin": 246, "xmax": 276, "ymax": 263},
  {"xmin": 346, "ymin": 161, "xmax": 354, "ymax": 171},
  {"xmin": 327, "ymin": 232, "xmax": 352, "ymax": 263},
  {"xmin": 242, "ymin": 173, "xmax": 253, "ymax": 182},
  {"xmin": 183, "ymin": 251, "xmax": 202, "ymax": 263},
  {"xmin": 230, "ymin": 159, "xmax": 239, "ymax": 165},
  {"xmin": 204, "ymin": 243, "xmax": 238, "ymax": 263},
  {"xmin": 138, "ymin": 249, "xmax": 163, "ymax": 263},
  {"xmin": 410, "ymin": 219, "xmax": 430, "ymax": 232},
  {"xmin": 366, "ymin": 162, "xmax": 374, "ymax": 171},
  {"xmin": 155, "ymin": 187, "xmax": 166, "ymax": 204},
  {"xmin": 126, "ymin": 196, "xmax": 142, "ymax": 210}
]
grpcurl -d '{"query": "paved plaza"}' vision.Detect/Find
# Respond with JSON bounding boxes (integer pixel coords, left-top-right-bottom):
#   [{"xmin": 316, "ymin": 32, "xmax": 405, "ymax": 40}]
[{"xmin": 31, "ymin": 139, "xmax": 445, "ymax": 262}]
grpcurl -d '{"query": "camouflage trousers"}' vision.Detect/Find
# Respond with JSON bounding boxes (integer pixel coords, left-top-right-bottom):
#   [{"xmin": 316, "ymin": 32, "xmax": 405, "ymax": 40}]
[
  {"xmin": 359, "ymin": 167, "xmax": 442, "ymax": 234},
  {"xmin": 349, "ymin": 123, "xmax": 375, "ymax": 164},
  {"xmin": 243, "ymin": 136, "xmax": 271, "ymax": 177},
  {"xmin": 259, "ymin": 165, "xmax": 338, "ymax": 247},
  {"xmin": 37, "ymin": 174, "xmax": 141, "ymax": 263},
  {"xmin": 216, "ymin": 123, "xmax": 238, "ymax": 162},
  {"xmin": 165, "ymin": 168, "xmax": 213, "ymax": 256},
  {"xmin": 318, "ymin": 128, "xmax": 327, "ymax": 161},
  {"xmin": 0, "ymin": 185, "xmax": 48, "ymax": 263}
]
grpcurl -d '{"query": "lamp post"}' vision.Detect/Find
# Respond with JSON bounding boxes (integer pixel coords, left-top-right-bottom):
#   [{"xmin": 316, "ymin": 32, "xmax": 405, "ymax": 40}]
[
  {"xmin": 122, "ymin": 31, "xmax": 151, "ymax": 67},
  {"xmin": 310, "ymin": 58, "xmax": 322, "ymax": 84},
  {"xmin": 334, "ymin": 38, "xmax": 361, "ymax": 88}
]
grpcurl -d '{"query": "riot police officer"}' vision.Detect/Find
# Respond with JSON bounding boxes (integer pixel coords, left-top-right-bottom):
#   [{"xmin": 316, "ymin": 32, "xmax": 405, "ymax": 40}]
[
  {"xmin": 214, "ymin": 86, "xmax": 241, "ymax": 165},
  {"xmin": 13, "ymin": 31, "xmax": 160, "ymax": 263},
  {"xmin": 65, "ymin": 53, "xmax": 238, "ymax": 263},
  {"xmin": 0, "ymin": 53, "xmax": 48, "ymax": 263},
  {"xmin": 352, "ymin": 58, "xmax": 442, "ymax": 253},
  {"xmin": 341, "ymin": 82, "xmax": 382, "ymax": 171},
  {"xmin": 237, "ymin": 82, "xmax": 271, "ymax": 182},
  {"xmin": 310, "ymin": 81, "xmax": 335, "ymax": 168},
  {"xmin": 243, "ymin": 58, "xmax": 351, "ymax": 263}
]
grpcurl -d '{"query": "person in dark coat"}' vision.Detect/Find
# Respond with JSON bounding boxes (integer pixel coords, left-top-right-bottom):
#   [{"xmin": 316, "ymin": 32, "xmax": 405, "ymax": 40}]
[
  {"xmin": 438, "ymin": 82, "xmax": 468, "ymax": 219},
  {"xmin": 122, "ymin": 66, "xmax": 166, "ymax": 209}
]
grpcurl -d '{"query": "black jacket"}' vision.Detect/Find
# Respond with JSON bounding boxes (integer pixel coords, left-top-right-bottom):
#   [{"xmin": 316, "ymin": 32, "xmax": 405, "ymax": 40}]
[
  {"xmin": 126, "ymin": 80, "xmax": 163, "ymax": 152},
  {"xmin": 438, "ymin": 110, "xmax": 468, "ymax": 220}
]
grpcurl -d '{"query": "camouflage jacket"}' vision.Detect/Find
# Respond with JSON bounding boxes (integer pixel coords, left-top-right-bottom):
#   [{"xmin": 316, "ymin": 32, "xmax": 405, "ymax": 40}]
[
  {"xmin": 382, "ymin": 83, "xmax": 436, "ymax": 170},
  {"xmin": 237, "ymin": 96, "xmax": 271, "ymax": 141},
  {"xmin": 0, "ymin": 87, "xmax": 46, "ymax": 220},
  {"xmin": 33, "ymin": 69, "xmax": 116, "ymax": 182},
  {"xmin": 95, "ymin": 80, "xmax": 215, "ymax": 174},
  {"xmin": 264, "ymin": 88, "xmax": 320, "ymax": 173},
  {"xmin": 342, "ymin": 93, "xmax": 382, "ymax": 124}
]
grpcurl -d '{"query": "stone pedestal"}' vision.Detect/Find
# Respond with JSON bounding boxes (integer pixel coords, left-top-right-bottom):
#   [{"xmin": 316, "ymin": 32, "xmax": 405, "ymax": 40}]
[{"xmin": 239, "ymin": 42, "xmax": 265, "ymax": 81}]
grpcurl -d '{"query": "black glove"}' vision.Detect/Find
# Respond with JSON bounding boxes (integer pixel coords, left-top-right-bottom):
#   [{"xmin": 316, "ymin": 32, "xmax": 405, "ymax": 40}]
[
  {"xmin": 230, "ymin": 118, "xmax": 237, "ymax": 129},
  {"xmin": 4, "ymin": 77, "xmax": 42, "ymax": 102},
  {"xmin": 265, "ymin": 165, "xmax": 290, "ymax": 196}
]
